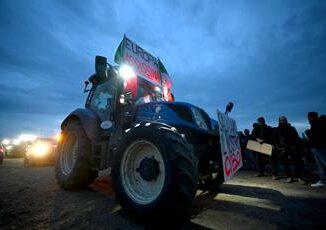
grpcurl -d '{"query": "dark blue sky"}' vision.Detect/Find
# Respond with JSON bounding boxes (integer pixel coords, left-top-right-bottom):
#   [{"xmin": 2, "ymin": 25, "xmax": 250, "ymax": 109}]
[{"xmin": 0, "ymin": 0, "xmax": 325, "ymax": 138}]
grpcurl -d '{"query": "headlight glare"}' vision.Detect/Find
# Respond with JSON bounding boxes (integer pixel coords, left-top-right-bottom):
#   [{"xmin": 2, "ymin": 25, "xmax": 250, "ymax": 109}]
[
  {"xmin": 31, "ymin": 143, "xmax": 49, "ymax": 157},
  {"xmin": 119, "ymin": 65, "xmax": 135, "ymax": 80}
]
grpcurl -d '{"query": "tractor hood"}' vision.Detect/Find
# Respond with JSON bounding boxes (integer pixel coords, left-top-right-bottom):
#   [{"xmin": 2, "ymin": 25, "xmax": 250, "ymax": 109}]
[{"xmin": 135, "ymin": 101, "xmax": 214, "ymax": 134}]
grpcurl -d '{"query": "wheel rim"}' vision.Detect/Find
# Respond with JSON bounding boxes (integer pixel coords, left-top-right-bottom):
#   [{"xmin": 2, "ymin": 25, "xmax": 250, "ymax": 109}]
[
  {"xmin": 120, "ymin": 140, "xmax": 165, "ymax": 205},
  {"xmin": 60, "ymin": 134, "xmax": 78, "ymax": 175}
]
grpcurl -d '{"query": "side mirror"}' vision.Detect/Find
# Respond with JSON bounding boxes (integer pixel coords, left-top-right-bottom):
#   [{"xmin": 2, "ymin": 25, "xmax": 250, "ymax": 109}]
[
  {"xmin": 225, "ymin": 102, "xmax": 234, "ymax": 115},
  {"xmin": 84, "ymin": 80, "xmax": 90, "ymax": 93},
  {"xmin": 95, "ymin": 56, "xmax": 108, "ymax": 80}
]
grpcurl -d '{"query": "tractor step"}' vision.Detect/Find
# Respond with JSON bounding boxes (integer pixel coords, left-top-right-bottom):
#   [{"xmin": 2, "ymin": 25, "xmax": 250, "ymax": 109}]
[{"xmin": 91, "ymin": 141, "xmax": 109, "ymax": 170}]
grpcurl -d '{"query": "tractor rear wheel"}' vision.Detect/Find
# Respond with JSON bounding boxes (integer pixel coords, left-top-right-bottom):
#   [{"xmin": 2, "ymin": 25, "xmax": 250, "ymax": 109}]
[
  {"xmin": 113, "ymin": 122, "xmax": 198, "ymax": 219},
  {"xmin": 55, "ymin": 120, "xmax": 97, "ymax": 189}
]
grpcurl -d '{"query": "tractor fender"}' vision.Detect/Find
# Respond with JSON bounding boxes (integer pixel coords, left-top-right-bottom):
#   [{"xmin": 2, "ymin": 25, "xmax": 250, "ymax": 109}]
[{"xmin": 61, "ymin": 108, "xmax": 101, "ymax": 141}]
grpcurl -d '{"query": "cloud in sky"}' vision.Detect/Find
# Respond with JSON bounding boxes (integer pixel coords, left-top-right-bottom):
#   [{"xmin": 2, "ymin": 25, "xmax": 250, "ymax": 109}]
[{"xmin": 0, "ymin": 0, "xmax": 325, "ymax": 138}]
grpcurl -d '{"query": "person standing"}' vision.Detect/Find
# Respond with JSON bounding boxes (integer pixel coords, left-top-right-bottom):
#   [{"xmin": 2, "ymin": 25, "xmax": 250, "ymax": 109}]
[
  {"xmin": 272, "ymin": 116, "xmax": 306, "ymax": 184},
  {"xmin": 251, "ymin": 117, "xmax": 273, "ymax": 177},
  {"xmin": 239, "ymin": 131, "xmax": 247, "ymax": 155},
  {"xmin": 241, "ymin": 129, "xmax": 254, "ymax": 169},
  {"xmin": 305, "ymin": 112, "xmax": 326, "ymax": 188}
]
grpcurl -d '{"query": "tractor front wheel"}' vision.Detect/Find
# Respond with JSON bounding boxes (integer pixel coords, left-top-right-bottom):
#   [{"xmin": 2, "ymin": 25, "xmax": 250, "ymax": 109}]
[
  {"xmin": 55, "ymin": 120, "xmax": 97, "ymax": 189},
  {"xmin": 113, "ymin": 122, "xmax": 198, "ymax": 219}
]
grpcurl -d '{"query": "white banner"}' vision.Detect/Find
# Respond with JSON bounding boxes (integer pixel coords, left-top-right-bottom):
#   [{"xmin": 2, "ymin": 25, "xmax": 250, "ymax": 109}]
[
  {"xmin": 217, "ymin": 110, "xmax": 243, "ymax": 181},
  {"xmin": 116, "ymin": 35, "xmax": 161, "ymax": 85}
]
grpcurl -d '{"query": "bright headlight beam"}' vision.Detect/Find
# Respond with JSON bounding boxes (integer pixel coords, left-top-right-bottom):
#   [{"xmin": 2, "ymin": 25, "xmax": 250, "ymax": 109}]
[
  {"xmin": 214, "ymin": 193, "xmax": 281, "ymax": 211},
  {"xmin": 31, "ymin": 143, "xmax": 49, "ymax": 157},
  {"xmin": 119, "ymin": 65, "xmax": 135, "ymax": 80}
]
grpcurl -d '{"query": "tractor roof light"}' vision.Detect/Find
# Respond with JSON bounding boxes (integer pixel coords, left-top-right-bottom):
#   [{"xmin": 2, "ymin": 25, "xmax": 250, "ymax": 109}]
[{"xmin": 119, "ymin": 65, "xmax": 136, "ymax": 80}]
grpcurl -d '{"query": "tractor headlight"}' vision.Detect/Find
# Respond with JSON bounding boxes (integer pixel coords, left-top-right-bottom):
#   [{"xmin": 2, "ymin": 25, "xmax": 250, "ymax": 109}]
[
  {"xmin": 119, "ymin": 94, "xmax": 125, "ymax": 104},
  {"xmin": 119, "ymin": 65, "xmax": 135, "ymax": 80},
  {"xmin": 191, "ymin": 107, "xmax": 209, "ymax": 131},
  {"xmin": 31, "ymin": 142, "xmax": 50, "ymax": 157}
]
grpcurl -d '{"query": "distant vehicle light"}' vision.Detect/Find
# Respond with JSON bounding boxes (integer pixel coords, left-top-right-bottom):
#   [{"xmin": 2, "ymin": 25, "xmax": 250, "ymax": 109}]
[
  {"xmin": 119, "ymin": 65, "xmax": 135, "ymax": 80},
  {"xmin": 54, "ymin": 133, "xmax": 62, "ymax": 142},
  {"xmin": 2, "ymin": 139, "xmax": 10, "ymax": 145},
  {"xmin": 19, "ymin": 134, "xmax": 37, "ymax": 142},
  {"xmin": 31, "ymin": 143, "xmax": 50, "ymax": 157},
  {"xmin": 13, "ymin": 139, "xmax": 21, "ymax": 145}
]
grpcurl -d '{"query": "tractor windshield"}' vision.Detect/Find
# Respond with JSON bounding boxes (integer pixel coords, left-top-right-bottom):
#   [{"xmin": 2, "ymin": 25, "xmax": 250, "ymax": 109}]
[{"xmin": 89, "ymin": 80, "xmax": 117, "ymax": 122}]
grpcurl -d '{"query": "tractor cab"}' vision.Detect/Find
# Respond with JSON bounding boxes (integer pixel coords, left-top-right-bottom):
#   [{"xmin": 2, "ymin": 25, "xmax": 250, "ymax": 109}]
[
  {"xmin": 84, "ymin": 56, "xmax": 166, "ymax": 133},
  {"xmin": 80, "ymin": 56, "xmax": 169, "ymax": 169},
  {"xmin": 83, "ymin": 57, "xmax": 122, "ymax": 132}
]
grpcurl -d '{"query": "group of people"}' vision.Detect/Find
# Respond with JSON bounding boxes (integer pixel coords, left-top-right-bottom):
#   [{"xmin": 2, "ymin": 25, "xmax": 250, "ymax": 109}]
[{"xmin": 239, "ymin": 112, "xmax": 326, "ymax": 188}]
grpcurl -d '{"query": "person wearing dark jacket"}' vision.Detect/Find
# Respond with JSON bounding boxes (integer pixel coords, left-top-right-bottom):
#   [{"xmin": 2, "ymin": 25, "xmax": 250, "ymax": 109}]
[
  {"xmin": 306, "ymin": 112, "xmax": 326, "ymax": 188},
  {"xmin": 238, "ymin": 131, "xmax": 247, "ymax": 154},
  {"xmin": 272, "ymin": 116, "xmax": 306, "ymax": 184},
  {"xmin": 250, "ymin": 117, "xmax": 273, "ymax": 177}
]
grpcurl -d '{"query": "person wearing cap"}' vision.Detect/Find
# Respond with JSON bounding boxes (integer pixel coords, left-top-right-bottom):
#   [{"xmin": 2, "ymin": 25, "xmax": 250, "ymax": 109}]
[
  {"xmin": 250, "ymin": 117, "xmax": 273, "ymax": 177},
  {"xmin": 272, "ymin": 116, "xmax": 306, "ymax": 184},
  {"xmin": 305, "ymin": 112, "xmax": 326, "ymax": 188}
]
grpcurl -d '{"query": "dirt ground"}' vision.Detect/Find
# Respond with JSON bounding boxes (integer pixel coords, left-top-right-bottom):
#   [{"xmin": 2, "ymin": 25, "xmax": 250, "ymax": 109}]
[{"xmin": 0, "ymin": 158, "xmax": 325, "ymax": 230}]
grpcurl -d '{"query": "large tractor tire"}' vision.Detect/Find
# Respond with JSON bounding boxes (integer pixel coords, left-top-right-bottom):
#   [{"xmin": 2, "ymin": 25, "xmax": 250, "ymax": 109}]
[
  {"xmin": 113, "ymin": 122, "xmax": 198, "ymax": 219},
  {"xmin": 55, "ymin": 120, "xmax": 97, "ymax": 189}
]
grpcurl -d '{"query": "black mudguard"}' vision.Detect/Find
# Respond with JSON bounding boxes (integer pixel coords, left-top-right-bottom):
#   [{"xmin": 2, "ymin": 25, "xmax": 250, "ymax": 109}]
[{"xmin": 61, "ymin": 108, "xmax": 101, "ymax": 141}]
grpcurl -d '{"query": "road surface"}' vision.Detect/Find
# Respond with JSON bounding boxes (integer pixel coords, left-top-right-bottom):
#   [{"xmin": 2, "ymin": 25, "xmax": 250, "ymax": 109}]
[{"xmin": 0, "ymin": 159, "xmax": 325, "ymax": 229}]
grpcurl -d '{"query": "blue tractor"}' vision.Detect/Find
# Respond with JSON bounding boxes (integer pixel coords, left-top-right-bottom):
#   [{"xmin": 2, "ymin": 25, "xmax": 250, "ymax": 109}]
[{"xmin": 55, "ymin": 41, "xmax": 237, "ymax": 218}]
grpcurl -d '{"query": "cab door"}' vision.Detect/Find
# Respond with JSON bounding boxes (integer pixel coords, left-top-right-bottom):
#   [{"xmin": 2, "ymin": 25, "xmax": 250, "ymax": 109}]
[{"xmin": 89, "ymin": 80, "xmax": 117, "ymax": 131}]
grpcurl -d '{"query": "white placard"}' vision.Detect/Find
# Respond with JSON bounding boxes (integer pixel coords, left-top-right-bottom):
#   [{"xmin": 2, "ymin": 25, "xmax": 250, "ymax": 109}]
[
  {"xmin": 246, "ymin": 140, "xmax": 273, "ymax": 156},
  {"xmin": 217, "ymin": 110, "xmax": 243, "ymax": 181}
]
